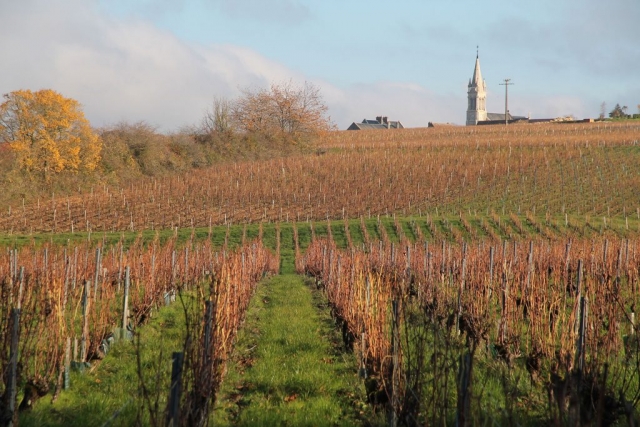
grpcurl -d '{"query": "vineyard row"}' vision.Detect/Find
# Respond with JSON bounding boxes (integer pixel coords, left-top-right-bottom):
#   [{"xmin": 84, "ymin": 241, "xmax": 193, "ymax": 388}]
[
  {"xmin": 297, "ymin": 231, "xmax": 640, "ymax": 423},
  {"xmin": 0, "ymin": 232, "xmax": 279, "ymax": 422}
]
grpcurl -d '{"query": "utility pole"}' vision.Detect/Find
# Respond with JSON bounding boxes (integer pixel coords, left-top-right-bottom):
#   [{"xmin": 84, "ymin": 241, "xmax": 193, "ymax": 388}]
[{"xmin": 500, "ymin": 79, "xmax": 513, "ymax": 125}]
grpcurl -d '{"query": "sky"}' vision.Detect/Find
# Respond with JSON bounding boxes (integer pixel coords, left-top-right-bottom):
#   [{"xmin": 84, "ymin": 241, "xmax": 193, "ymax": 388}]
[{"xmin": 1, "ymin": 0, "xmax": 639, "ymax": 131}]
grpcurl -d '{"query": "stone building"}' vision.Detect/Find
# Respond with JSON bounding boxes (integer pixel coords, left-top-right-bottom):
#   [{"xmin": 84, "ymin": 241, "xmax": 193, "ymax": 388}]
[
  {"xmin": 466, "ymin": 53, "xmax": 526, "ymax": 125},
  {"xmin": 347, "ymin": 116, "xmax": 404, "ymax": 130},
  {"xmin": 466, "ymin": 53, "xmax": 488, "ymax": 126}
]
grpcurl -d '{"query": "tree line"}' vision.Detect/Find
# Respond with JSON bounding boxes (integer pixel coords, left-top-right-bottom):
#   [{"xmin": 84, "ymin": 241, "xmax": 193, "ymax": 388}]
[
  {"xmin": 600, "ymin": 101, "xmax": 640, "ymax": 119},
  {"xmin": 0, "ymin": 81, "xmax": 333, "ymax": 205}
]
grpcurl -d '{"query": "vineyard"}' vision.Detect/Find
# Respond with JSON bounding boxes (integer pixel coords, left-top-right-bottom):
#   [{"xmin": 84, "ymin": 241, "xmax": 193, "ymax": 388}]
[
  {"xmin": 1, "ymin": 122, "xmax": 639, "ymax": 235},
  {"xmin": 299, "ymin": 233, "xmax": 640, "ymax": 425},
  {"xmin": 0, "ymin": 231, "xmax": 278, "ymax": 425},
  {"xmin": 1, "ymin": 121, "xmax": 640, "ymax": 425}
]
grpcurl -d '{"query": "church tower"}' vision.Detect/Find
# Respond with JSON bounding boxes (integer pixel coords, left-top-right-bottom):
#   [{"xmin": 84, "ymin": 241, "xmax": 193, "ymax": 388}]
[{"xmin": 466, "ymin": 52, "xmax": 487, "ymax": 125}]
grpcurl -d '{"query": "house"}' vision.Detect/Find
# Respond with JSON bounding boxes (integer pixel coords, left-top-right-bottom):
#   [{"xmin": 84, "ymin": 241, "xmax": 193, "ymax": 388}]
[{"xmin": 347, "ymin": 116, "xmax": 404, "ymax": 130}]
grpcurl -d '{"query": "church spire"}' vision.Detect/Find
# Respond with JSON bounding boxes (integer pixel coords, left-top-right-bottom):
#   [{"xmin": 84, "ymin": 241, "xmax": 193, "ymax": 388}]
[
  {"xmin": 466, "ymin": 50, "xmax": 487, "ymax": 126},
  {"xmin": 470, "ymin": 49, "xmax": 484, "ymax": 90}
]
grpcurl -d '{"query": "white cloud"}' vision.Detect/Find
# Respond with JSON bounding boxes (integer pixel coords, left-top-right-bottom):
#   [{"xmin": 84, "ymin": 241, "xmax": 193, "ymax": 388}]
[
  {"xmin": 0, "ymin": 0, "xmax": 458, "ymax": 132},
  {"xmin": 0, "ymin": 0, "xmax": 300, "ymax": 131}
]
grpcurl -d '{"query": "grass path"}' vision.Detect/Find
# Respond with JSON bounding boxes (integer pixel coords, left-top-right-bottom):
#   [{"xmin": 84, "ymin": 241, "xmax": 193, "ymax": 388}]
[
  {"xmin": 19, "ymin": 298, "xmax": 189, "ymax": 426},
  {"xmin": 214, "ymin": 274, "xmax": 376, "ymax": 426}
]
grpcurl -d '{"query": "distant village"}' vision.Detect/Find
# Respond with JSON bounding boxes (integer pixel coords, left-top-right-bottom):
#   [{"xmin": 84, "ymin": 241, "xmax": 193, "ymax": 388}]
[{"xmin": 347, "ymin": 53, "xmax": 638, "ymax": 130}]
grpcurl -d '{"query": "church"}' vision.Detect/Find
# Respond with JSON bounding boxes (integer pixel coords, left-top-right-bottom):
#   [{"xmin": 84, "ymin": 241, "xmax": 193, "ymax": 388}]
[{"xmin": 466, "ymin": 53, "xmax": 526, "ymax": 125}]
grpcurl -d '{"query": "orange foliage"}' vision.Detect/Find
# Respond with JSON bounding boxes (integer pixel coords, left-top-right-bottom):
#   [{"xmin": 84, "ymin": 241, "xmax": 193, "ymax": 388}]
[{"xmin": 0, "ymin": 89, "xmax": 101, "ymax": 178}]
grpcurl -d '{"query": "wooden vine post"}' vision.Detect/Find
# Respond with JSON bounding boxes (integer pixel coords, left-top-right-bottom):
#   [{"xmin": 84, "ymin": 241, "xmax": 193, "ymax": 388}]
[
  {"xmin": 360, "ymin": 275, "xmax": 371, "ymax": 379},
  {"xmin": 203, "ymin": 300, "xmax": 214, "ymax": 377},
  {"xmin": 4, "ymin": 266, "xmax": 24, "ymax": 423},
  {"xmin": 488, "ymin": 246, "xmax": 494, "ymax": 300},
  {"xmin": 166, "ymin": 352, "xmax": 184, "ymax": 427},
  {"xmin": 64, "ymin": 338, "xmax": 71, "ymax": 390},
  {"xmin": 457, "ymin": 352, "xmax": 472, "ymax": 427},
  {"xmin": 390, "ymin": 299, "xmax": 400, "ymax": 427},
  {"xmin": 5, "ymin": 308, "xmax": 20, "ymax": 427},
  {"xmin": 570, "ymin": 259, "xmax": 586, "ymax": 426},
  {"xmin": 121, "ymin": 266, "xmax": 130, "ymax": 333},
  {"xmin": 81, "ymin": 280, "xmax": 90, "ymax": 362},
  {"xmin": 93, "ymin": 247, "xmax": 101, "ymax": 298}
]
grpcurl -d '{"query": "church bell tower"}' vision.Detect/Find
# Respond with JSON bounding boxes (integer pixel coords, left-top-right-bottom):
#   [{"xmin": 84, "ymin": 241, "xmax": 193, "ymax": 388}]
[{"xmin": 466, "ymin": 51, "xmax": 487, "ymax": 125}]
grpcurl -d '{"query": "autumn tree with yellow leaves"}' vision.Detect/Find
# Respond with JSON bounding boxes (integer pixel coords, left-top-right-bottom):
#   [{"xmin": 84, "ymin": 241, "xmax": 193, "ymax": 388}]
[{"xmin": 0, "ymin": 89, "xmax": 101, "ymax": 180}]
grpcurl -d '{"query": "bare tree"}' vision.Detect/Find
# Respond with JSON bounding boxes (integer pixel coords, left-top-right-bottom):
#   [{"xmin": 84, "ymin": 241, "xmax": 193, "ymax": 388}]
[
  {"xmin": 232, "ymin": 81, "xmax": 334, "ymax": 143},
  {"xmin": 599, "ymin": 102, "xmax": 606, "ymax": 120},
  {"xmin": 202, "ymin": 97, "xmax": 232, "ymax": 135}
]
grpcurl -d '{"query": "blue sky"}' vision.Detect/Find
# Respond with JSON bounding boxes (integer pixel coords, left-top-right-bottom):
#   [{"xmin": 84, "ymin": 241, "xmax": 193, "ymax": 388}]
[{"xmin": 1, "ymin": 0, "xmax": 639, "ymax": 131}]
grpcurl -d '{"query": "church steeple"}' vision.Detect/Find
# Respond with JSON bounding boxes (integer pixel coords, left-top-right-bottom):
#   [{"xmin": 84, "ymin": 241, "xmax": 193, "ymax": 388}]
[
  {"xmin": 471, "ymin": 53, "xmax": 483, "ymax": 89},
  {"xmin": 466, "ymin": 49, "xmax": 487, "ymax": 125}
]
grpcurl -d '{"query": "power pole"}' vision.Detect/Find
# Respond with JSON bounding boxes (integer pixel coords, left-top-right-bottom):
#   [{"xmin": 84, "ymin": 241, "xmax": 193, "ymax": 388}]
[{"xmin": 500, "ymin": 79, "xmax": 513, "ymax": 125}]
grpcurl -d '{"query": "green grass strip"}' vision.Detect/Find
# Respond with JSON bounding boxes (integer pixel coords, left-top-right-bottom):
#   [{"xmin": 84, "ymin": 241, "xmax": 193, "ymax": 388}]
[
  {"xmin": 19, "ymin": 298, "xmax": 189, "ymax": 427},
  {"xmin": 215, "ymin": 274, "xmax": 377, "ymax": 427}
]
